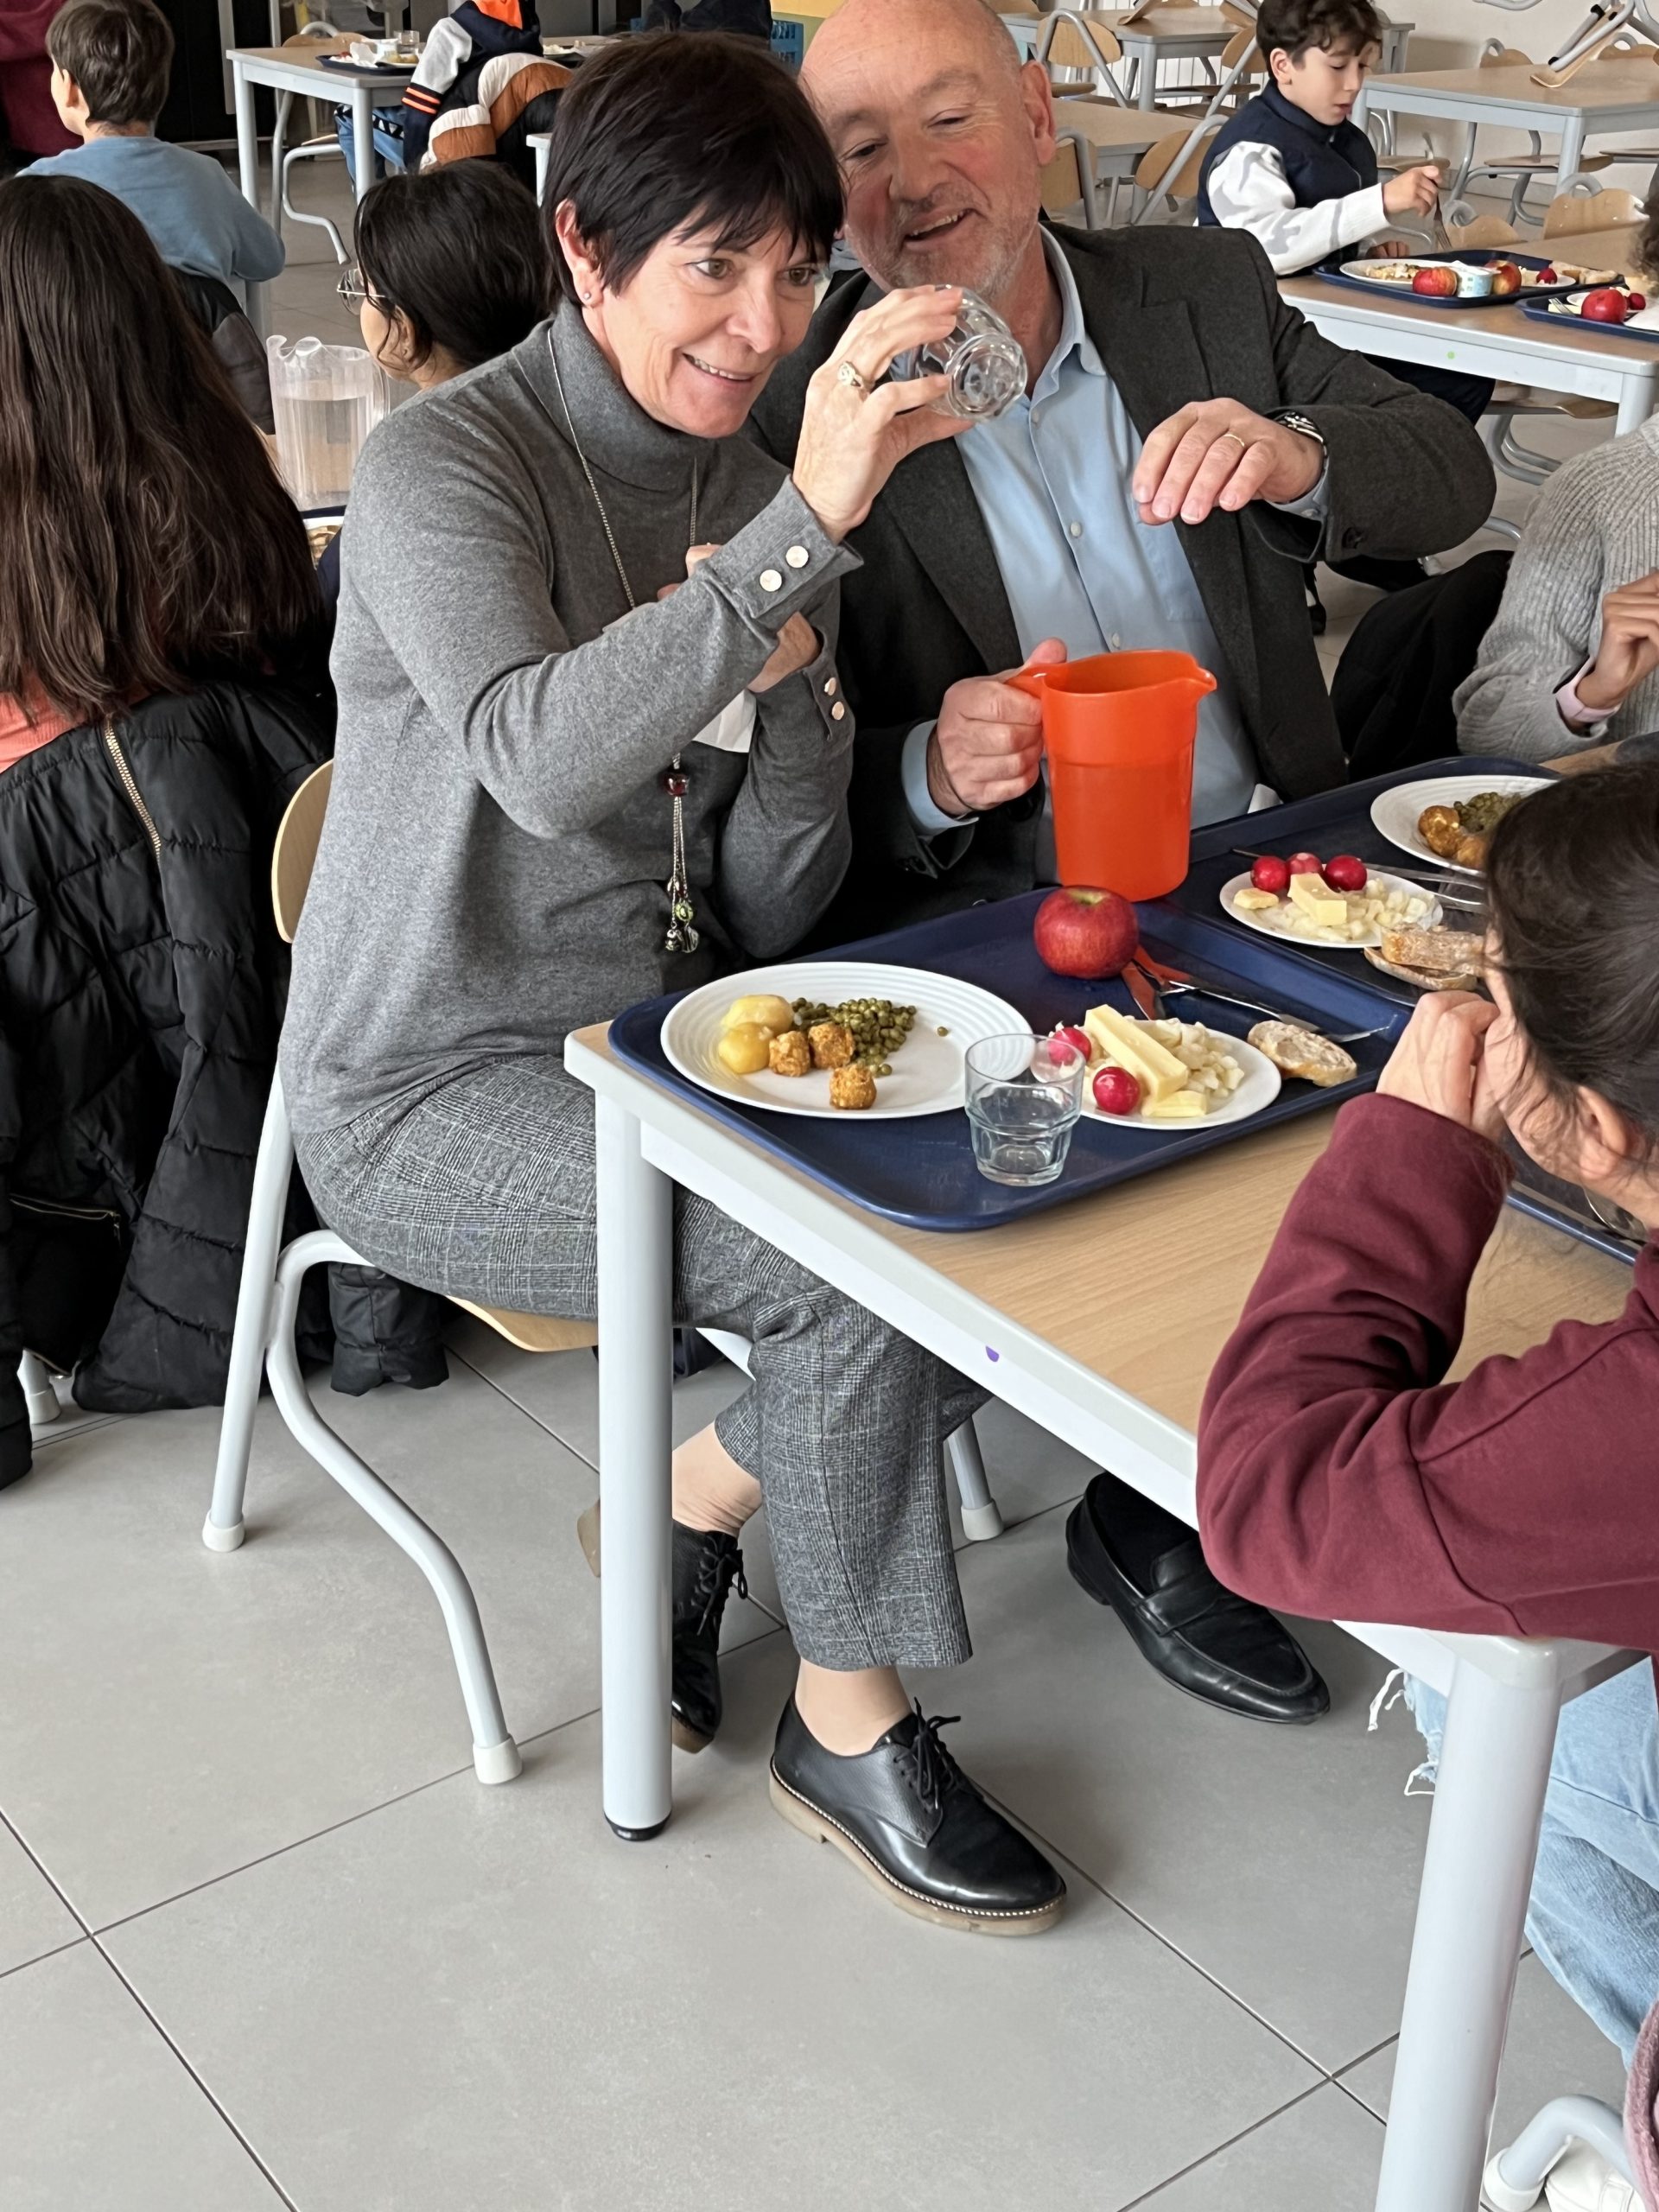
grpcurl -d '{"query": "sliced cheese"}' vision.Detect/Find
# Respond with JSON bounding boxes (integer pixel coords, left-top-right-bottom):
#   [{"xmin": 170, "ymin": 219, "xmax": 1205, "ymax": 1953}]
[
  {"xmin": 1142, "ymin": 1089, "xmax": 1208, "ymax": 1121},
  {"xmin": 1083, "ymin": 1004, "xmax": 1189, "ymax": 1104},
  {"xmin": 1287, "ymin": 871, "xmax": 1347, "ymax": 931}
]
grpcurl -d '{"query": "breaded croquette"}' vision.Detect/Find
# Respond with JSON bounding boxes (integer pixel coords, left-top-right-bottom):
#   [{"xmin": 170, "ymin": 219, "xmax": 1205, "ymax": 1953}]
[
  {"xmin": 807, "ymin": 1020, "xmax": 855, "ymax": 1070},
  {"xmin": 768, "ymin": 1028, "xmax": 811, "ymax": 1077},
  {"xmin": 829, "ymin": 1063, "xmax": 877, "ymax": 1110}
]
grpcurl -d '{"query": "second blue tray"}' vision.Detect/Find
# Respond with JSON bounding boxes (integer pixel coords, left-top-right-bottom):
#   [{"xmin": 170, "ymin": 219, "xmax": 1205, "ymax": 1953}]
[{"xmin": 608, "ymin": 893, "xmax": 1409, "ymax": 1232}]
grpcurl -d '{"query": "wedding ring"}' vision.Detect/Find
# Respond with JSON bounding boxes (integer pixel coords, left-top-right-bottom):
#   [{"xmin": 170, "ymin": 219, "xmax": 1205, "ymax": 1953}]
[
  {"xmin": 836, "ymin": 360, "xmax": 869, "ymax": 393},
  {"xmin": 1217, "ymin": 429, "xmax": 1249, "ymax": 451}
]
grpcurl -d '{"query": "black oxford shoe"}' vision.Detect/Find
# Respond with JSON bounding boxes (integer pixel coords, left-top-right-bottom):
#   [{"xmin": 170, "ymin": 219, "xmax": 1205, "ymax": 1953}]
[
  {"xmin": 770, "ymin": 1698, "xmax": 1065, "ymax": 1935},
  {"xmin": 577, "ymin": 1506, "xmax": 747, "ymax": 1753},
  {"xmin": 1066, "ymin": 1472, "xmax": 1329, "ymax": 1725}
]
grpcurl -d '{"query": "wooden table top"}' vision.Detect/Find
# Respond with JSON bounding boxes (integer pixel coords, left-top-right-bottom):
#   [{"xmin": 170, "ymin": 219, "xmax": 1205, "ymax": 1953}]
[
  {"xmin": 1281, "ymin": 221, "xmax": 1659, "ymax": 356},
  {"xmin": 1096, "ymin": 6, "xmax": 1234, "ymax": 40},
  {"xmin": 1052, "ymin": 99, "xmax": 1173, "ymax": 151},
  {"xmin": 1365, "ymin": 58, "xmax": 1659, "ymax": 114}
]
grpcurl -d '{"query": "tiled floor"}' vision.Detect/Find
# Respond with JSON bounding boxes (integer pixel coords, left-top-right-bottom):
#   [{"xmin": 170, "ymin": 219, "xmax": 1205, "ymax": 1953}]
[{"xmin": 1, "ymin": 167, "xmax": 1632, "ymax": 2208}]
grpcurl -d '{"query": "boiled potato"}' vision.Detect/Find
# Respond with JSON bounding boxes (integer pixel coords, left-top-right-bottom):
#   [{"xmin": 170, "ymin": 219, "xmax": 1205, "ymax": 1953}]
[
  {"xmin": 722, "ymin": 994, "xmax": 795, "ymax": 1037},
  {"xmin": 716, "ymin": 1022, "xmax": 772, "ymax": 1076}
]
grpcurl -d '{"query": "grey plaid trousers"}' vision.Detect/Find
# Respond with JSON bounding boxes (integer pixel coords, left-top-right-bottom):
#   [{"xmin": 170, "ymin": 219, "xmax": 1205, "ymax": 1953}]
[{"xmin": 296, "ymin": 1056, "xmax": 983, "ymax": 1669}]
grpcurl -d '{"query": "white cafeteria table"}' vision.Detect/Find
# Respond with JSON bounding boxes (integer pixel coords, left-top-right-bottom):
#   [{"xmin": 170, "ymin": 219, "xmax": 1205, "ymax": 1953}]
[
  {"xmin": 1281, "ymin": 220, "xmax": 1659, "ymax": 435},
  {"xmin": 226, "ymin": 43, "xmax": 412, "ymax": 329},
  {"xmin": 564, "ymin": 1000, "xmax": 1637, "ymax": 2212},
  {"xmin": 1356, "ymin": 58, "xmax": 1659, "ymax": 197}
]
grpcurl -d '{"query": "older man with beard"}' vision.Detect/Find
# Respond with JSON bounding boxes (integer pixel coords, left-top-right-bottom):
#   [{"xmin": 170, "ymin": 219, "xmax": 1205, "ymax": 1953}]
[{"xmin": 752, "ymin": 0, "xmax": 1494, "ymax": 1728}]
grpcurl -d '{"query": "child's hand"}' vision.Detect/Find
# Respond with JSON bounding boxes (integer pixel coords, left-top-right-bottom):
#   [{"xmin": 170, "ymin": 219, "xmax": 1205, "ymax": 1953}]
[
  {"xmin": 1375, "ymin": 238, "xmax": 1417, "ymax": 258},
  {"xmin": 1382, "ymin": 164, "xmax": 1441, "ymax": 219},
  {"xmin": 1575, "ymin": 569, "xmax": 1659, "ymax": 717},
  {"xmin": 1376, "ymin": 993, "xmax": 1506, "ymax": 1143}
]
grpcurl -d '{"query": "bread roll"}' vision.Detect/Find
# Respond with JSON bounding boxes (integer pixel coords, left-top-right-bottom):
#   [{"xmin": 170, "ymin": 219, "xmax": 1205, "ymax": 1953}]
[{"xmin": 1247, "ymin": 1021, "xmax": 1357, "ymax": 1090}]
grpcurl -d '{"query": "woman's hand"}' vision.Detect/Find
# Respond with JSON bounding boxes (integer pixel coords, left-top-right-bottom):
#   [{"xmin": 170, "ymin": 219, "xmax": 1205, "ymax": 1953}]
[
  {"xmin": 791, "ymin": 288, "xmax": 974, "ymax": 542},
  {"xmin": 1573, "ymin": 569, "xmax": 1659, "ymax": 718},
  {"xmin": 748, "ymin": 614, "xmax": 820, "ymax": 694},
  {"xmin": 1376, "ymin": 993, "xmax": 1506, "ymax": 1144}
]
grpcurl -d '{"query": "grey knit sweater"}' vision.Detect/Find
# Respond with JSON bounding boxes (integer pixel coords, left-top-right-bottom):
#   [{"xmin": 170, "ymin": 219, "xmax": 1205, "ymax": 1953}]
[
  {"xmin": 282, "ymin": 310, "xmax": 858, "ymax": 1132},
  {"xmin": 1455, "ymin": 417, "xmax": 1659, "ymax": 763}
]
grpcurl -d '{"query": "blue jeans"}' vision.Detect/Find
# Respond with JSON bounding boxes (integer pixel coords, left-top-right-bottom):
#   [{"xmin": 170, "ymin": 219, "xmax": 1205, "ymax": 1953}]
[{"xmin": 1407, "ymin": 1666, "xmax": 1659, "ymax": 2063}]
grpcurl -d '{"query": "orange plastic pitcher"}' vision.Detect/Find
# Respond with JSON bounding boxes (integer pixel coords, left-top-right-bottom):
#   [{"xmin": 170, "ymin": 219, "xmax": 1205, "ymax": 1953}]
[{"xmin": 1010, "ymin": 651, "xmax": 1217, "ymax": 901}]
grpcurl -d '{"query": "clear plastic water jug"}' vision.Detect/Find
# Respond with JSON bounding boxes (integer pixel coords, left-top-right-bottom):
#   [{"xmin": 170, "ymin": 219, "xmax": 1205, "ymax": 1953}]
[{"xmin": 267, "ymin": 335, "xmax": 391, "ymax": 508}]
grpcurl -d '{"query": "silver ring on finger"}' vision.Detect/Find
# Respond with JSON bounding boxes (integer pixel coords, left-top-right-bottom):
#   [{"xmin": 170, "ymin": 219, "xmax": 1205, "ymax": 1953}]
[{"xmin": 836, "ymin": 359, "xmax": 869, "ymax": 394}]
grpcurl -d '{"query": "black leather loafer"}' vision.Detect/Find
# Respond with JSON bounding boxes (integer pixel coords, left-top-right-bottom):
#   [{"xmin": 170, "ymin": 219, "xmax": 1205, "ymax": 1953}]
[
  {"xmin": 1065, "ymin": 1472, "xmax": 1329, "ymax": 1725},
  {"xmin": 576, "ymin": 1505, "xmax": 747, "ymax": 1754},
  {"xmin": 770, "ymin": 1698, "xmax": 1065, "ymax": 1935}
]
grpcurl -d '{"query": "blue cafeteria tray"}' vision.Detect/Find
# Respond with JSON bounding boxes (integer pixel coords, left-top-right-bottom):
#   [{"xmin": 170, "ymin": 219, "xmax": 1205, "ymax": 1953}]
[
  {"xmin": 1319, "ymin": 249, "xmax": 1574, "ymax": 309},
  {"xmin": 607, "ymin": 893, "xmax": 1410, "ymax": 1232},
  {"xmin": 1171, "ymin": 753, "xmax": 1548, "ymax": 1002},
  {"xmin": 1522, "ymin": 291, "xmax": 1659, "ymax": 343}
]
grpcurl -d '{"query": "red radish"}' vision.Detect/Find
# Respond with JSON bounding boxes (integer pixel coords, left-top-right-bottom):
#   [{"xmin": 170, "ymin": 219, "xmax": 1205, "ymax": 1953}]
[
  {"xmin": 1322, "ymin": 854, "xmax": 1368, "ymax": 893},
  {"xmin": 1032, "ymin": 886, "xmax": 1139, "ymax": 979},
  {"xmin": 1051, "ymin": 1025, "xmax": 1090, "ymax": 1063},
  {"xmin": 1287, "ymin": 851, "xmax": 1323, "ymax": 876},
  {"xmin": 1250, "ymin": 855, "xmax": 1290, "ymax": 895},
  {"xmin": 1630, "ymin": 291, "xmax": 1649, "ymax": 312},
  {"xmin": 1092, "ymin": 1065, "xmax": 1141, "ymax": 1116},
  {"xmin": 1538, "ymin": 266, "xmax": 1558, "ymax": 284}
]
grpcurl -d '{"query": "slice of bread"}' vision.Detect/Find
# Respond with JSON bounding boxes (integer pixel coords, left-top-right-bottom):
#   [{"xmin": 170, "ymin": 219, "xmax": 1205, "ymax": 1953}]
[
  {"xmin": 1364, "ymin": 948, "xmax": 1483, "ymax": 993},
  {"xmin": 1379, "ymin": 926, "xmax": 1485, "ymax": 976},
  {"xmin": 1247, "ymin": 1021, "xmax": 1358, "ymax": 1089}
]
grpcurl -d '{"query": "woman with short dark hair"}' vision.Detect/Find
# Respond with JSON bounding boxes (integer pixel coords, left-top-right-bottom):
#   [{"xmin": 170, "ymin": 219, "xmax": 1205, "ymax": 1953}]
[
  {"xmin": 345, "ymin": 161, "xmax": 546, "ymax": 390},
  {"xmin": 283, "ymin": 32, "xmax": 1066, "ymax": 1932}
]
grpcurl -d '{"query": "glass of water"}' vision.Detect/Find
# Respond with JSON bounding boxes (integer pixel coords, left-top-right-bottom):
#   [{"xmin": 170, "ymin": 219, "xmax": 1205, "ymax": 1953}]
[
  {"xmin": 892, "ymin": 289, "xmax": 1026, "ymax": 422},
  {"xmin": 963, "ymin": 1033, "xmax": 1084, "ymax": 1188}
]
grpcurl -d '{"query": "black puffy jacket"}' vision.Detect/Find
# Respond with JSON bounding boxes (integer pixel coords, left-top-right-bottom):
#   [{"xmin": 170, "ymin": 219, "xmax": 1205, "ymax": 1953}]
[{"xmin": 0, "ymin": 682, "xmax": 446, "ymax": 1488}]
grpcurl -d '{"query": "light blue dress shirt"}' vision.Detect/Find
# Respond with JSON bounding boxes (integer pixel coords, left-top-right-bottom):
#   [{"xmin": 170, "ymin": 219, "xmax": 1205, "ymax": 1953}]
[{"xmin": 900, "ymin": 232, "xmax": 1325, "ymax": 851}]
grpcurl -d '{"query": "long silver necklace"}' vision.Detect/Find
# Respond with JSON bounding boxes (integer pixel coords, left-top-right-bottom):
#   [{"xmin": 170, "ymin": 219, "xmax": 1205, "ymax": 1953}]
[{"xmin": 548, "ymin": 332, "xmax": 700, "ymax": 955}]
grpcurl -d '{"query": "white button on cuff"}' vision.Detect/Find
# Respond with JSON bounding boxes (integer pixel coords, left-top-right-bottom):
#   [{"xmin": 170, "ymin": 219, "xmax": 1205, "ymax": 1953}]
[
  {"xmin": 830, "ymin": 702, "xmax": 847, "ymax": 721},
  {"xmin": 823, "ymin": 677, "xmax": 837, "ymax": 696},
  {"xmin": 785, "ymin": 545, "xmax": 810, "ymax": 569},
  {"xmin": 759, "ymin": 569, "xmax": 783, "ymax": 592}
]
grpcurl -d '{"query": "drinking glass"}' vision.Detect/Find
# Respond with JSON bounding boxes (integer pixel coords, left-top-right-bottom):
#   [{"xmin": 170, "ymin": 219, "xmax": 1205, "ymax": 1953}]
[
  {"xmin": 892, "ymin": 289, "xmax": 1026, "ymax": 421},
  {"xmin": 963, "ymin": 1033, "xmax": 1084, "ymax": 1187}
]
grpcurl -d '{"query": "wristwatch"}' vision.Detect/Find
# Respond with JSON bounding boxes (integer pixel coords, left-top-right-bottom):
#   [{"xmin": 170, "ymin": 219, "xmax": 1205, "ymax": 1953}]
[{"xmin": 1271, "ymin": 409, "xmax": 1326, "ymax": 456}]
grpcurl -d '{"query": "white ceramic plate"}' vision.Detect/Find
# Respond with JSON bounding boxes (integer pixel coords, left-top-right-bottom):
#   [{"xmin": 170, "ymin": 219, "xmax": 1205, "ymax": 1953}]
[
  {"xmin": 1369, "ymin": 773, "xmax": 1551, "ymax": 875},
  {"xmin": 1079, "ymin": 1031, "xmax": 1281, "ymax": 1131},
  {"xmin": 1219, "ymin": 868, "xmax": 1442, "ymax": 950},
  {"xmin": 660, "ymin": 962, "xmax": 1027, "ymax": 1119}
]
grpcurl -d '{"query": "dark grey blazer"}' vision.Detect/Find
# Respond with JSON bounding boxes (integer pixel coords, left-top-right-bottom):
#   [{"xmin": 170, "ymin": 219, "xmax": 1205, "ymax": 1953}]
[{"xmin": 751, "ymin": 223, "xmax": 1497, "ymax": 936}]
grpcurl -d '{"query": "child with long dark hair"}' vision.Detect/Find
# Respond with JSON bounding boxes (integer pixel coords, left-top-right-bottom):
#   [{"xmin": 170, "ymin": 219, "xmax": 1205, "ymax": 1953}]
[
  {"xmin": 1199, "ymin": 766, "xmax": 1659, "ymax": 2197},
  {"xmin": 0, "ymin": 173, "xmax": 322, "ymax": 766}
]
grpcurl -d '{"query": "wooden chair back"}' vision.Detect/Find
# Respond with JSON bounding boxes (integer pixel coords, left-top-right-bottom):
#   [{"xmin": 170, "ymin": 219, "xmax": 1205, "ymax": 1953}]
[
  {"xmin": 268, "ymin": 761, "xmax": 598, "ymax": 1355},
  {"xmin": 1481, "ymin": 41, "xmax": 1533, "ymax": 68},
  {"xmin": 1446, "ymin": 213, "xmax": 1522, "ymax": 247},
  {"xmin": 1543, "ymin": 187, "xmax": 1646, "ymax": 237},
  {"xmin": 1041, "ymin": 133, "xmax": 1093, "ymax": 225},
  {"xmin": 1135, "ymin": 121, "xmax": 1220, "ymax": 203}
]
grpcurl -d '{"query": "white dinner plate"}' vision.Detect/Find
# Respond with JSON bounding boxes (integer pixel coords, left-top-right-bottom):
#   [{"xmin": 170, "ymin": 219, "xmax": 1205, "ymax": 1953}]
[
  {"xmin": 1369, "ymin": 773, "xmax": 1551, "ymax": 875},
  {"xmin": 1219, "ymin": 868, "xmax": 1441, "ymax": 950},
  {"xmin": 1079, "ymin": 1031, "xmax": 1281, "ymax": 1131},
  {"xmin": 660, "ymin": 962, "xmax": 1027, "ymax": 1119}
]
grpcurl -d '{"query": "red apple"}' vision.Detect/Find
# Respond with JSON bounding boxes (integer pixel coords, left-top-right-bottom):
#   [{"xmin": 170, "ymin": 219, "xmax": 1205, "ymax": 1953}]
[
  {"xmin": 1092, "ymin": 1065, "xmax": 1141, "ymax": 1116},
  {"xmin": 1032, "ymin": 887, "xmax": 1139, "ymax": 979},
  {"xmin": 1251, "ymin": 855, "xmax": 1290, "ymax": 895},
  {"xmin": 1490, "ymin": 261, "xmax": 1522, "ymax": 296},
  {"xmin": 1580, "ymin": 287, "xmax": 1630, "ymax": 324},
  {"xmin": 1412, "ymin": 265, "xmax": 1459, "ymax": 297},
  {"xmin": 1287, "ymin": 850, "xmax": 1324, "ymax": 876},
  {"xmin": 1322, "ymin": 854, "xmax": 1368, "ymax": 893}
]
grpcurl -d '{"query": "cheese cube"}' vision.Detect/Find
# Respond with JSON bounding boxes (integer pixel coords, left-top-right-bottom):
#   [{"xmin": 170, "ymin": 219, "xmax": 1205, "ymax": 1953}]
[
  {"xmin": 1083, "ymin": 1004, "xmax": 1189, "ymax": 1103},
  {"xmin": 1143, "ymin": 1089, "xmax": 1208, "ymax": 1121},
  {"xmin": 1287, "ymin": 871, "xmax": 1348, "ymax": 931}
]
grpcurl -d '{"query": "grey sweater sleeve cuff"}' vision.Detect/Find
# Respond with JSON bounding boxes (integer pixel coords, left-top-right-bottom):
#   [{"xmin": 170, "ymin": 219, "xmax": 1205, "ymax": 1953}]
[{"xmin": 697, "ymin": 480, "xmax": 860, "ymax": 638}]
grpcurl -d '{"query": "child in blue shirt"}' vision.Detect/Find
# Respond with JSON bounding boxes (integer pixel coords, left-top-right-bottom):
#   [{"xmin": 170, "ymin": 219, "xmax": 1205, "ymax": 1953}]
[{"xmin": 24, "ymin": 0, "xmax": 283, "ymax": 290}]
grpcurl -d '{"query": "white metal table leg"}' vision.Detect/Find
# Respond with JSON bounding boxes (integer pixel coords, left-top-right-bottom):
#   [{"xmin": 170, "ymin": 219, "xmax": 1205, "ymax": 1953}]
[
  {"xmin": 205, "ymin": 1080, "xmax": 296, "ymax": 1553},
  {"xmin": 1555, "ymin": 116, "xmax": 1586, "ymax": 195},
  {"xmin": 352, "ymin": 85, "xmax": 376, "ymax": 204},
  {"xmin": 595, "ymin": 1096, "xmax": 674, "ymax": 1840},
  {"xmin": 946, "ymin": 1421, "xmax": 1003, "ymax": 1541},
  {"xmin": 1375, "ymin": 1656, "xmax": 1564, "ymax": 2212}
]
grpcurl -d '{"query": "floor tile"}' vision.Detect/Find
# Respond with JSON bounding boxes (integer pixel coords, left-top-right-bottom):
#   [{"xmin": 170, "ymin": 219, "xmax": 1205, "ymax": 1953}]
[
  {"xmin": 0, "ymin": 1945, "xmax": 282, "ymax": 2211},
  {"xmin": 0, "ymin": 1361, "xmax": 773, "ymax": 1930},
  {"xmin": 1129, "ymin": 2083, "xmax": 1382, "ymax": 2211},
  {"xmin": 906, "ymin": 1510, "xmax": 1434, "ymax": 2072},
  {"xmin": 105, "ymin": 1635, "xmax": 1316, "ymax": 2212},
  {"xmin": 0, "ymin": 1821, "xmax": 81, "ymax": 1980},
  {"xmin": 1338, "ymin": 1951, "xmax": 1628, "ymax": 2149}
]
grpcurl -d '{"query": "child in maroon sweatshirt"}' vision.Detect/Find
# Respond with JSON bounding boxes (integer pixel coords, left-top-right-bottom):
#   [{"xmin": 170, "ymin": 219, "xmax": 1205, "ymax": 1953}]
[{"xmin": 1198, "ymin": 762, "xmax": 1659, "ymax": 2077}]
